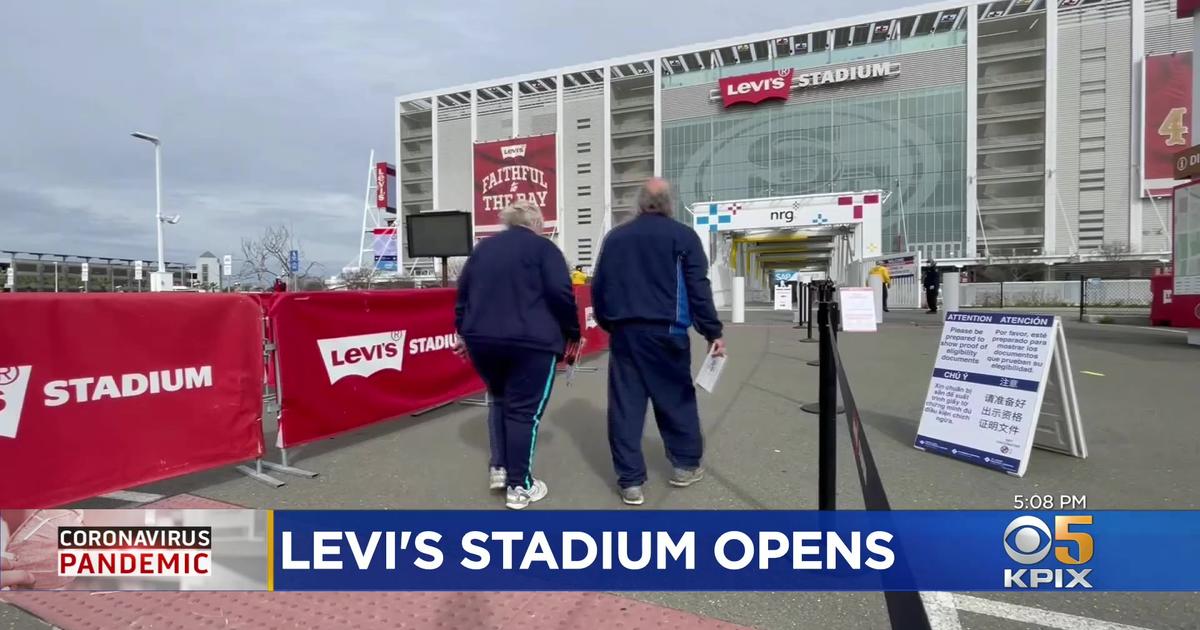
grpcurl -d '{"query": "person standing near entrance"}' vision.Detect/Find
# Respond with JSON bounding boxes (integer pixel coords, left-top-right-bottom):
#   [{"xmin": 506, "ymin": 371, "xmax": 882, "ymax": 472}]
[
  {"xmin": 923, "ymin": 261, "xmax": 941, "ymax": 314},
  {"xmin": 453, "ymin": 199, "xmax": 583, "ymax": 509},
  {"xmin": 570, "ymin": 265, "xmax": 588, "ymax": 286},
  {"xmin": 591, "ymin": 177, "xmax": 725, "ymax": 506},
  {"xmin": 869, "ymin": 261, "xmax": 891, "ymax": 312}
]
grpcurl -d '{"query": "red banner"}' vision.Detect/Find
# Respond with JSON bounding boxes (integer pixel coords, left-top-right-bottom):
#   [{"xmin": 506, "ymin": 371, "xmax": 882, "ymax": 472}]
[
  {"xmin": 1144, "ymin": 53, "xmax": 1192, "ymax": 196},
  {"xmin": 473, "ymin": 134, "xmax": 557, "ymax": 238},
  {"xmin": 270, "ymin": 287, "xmax": 606, "ymax": 448},
  {"xmin": 375, "ymin": 162, "xmax": 396, "ymax": 212},
  {"xmin": 270, "ymin": 290, "xmax": 484, "ymax": 447},
  {"xmin": 0, "ymin": 294, "xmax": 265, "ymax": 507}
]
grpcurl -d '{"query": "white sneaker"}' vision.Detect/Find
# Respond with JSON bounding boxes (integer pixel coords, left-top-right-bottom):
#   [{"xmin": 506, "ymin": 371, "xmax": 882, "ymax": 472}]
[
  {"xmin": 489, "ymin": 467, "xmax": 506, "ymax": 492},
  {"xmin": 505, "ymin": 479, "xmax": 548, "ymax": 510}
]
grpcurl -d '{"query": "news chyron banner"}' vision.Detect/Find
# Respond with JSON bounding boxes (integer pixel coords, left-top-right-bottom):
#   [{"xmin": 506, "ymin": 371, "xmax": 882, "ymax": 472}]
[
  {"xmin": 3, "ymin": 509, "xmax": 1200, "ymax": 592},
  {"xmin": 1143, "ymin": 52, "xmax": 1192, "ymax": 197},
  {"xmin": 473, "ymin": 134, "xmax": 557, "ymax": 239}
]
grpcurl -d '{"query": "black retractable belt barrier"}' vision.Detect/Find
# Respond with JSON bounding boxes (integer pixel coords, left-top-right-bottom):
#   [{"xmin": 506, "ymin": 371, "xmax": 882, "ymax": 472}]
[{"xmin": 827, "ymin": 333, "xmax": 933, "ymax": 630}]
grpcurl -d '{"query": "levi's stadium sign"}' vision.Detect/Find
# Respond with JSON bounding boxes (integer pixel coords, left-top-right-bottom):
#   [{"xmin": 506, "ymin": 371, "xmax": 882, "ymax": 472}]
[
  {"xmin": 714, "ymin": 62, "xmax": 901, "ymax": 107},
  {"xmin": 718, "ymin": 69, "xmax": 794, "ymax": 107}
]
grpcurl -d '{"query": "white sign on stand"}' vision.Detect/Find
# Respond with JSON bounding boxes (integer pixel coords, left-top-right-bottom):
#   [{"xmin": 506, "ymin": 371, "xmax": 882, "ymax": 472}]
[
  {"xmin": 222, "ymin": 254, "xmax": 233, "ymax": 277},
  {"xmin": 838, "ymin": 287, "xmax": 878, "ymax": 332},
  {"xmin": 773, "ymin": 284, "xmax": 793, "ymax": 310},
  {"xmin": 134, "ymin": 260, "xmax": 144, "ymax": 281},
  {"xmin": 80, "ymin": 262, "xmax": 89, "ymax": 283},
  {"xmin": 914, "ymin": 312, "xmax": 1087, "ymax": 477}
]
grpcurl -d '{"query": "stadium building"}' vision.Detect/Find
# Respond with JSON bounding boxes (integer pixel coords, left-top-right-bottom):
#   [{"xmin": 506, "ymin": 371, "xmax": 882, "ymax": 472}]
[{"xmin": 395, "ymin": 0, "xmax": 1191, "ymax": 285}]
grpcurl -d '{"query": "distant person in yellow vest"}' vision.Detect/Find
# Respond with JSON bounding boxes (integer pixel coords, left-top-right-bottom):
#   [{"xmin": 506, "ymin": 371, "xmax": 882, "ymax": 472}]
[
  {"xmin": 869, "ymin": 262, "xmax": 891, "ymax": 312},
  {"xmin": 570, "ymin": 265, "xmax": 587, "ymax": 286}
]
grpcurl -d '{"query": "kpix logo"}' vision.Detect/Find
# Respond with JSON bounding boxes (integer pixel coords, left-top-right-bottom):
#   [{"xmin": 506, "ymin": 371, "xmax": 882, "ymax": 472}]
[
  {"xmin": 500, "ymin": 143, "xmax": 527, "ymax": 159},
  {"xmin": 317, "ymin": 331, "xmax": 407, "ymax": 385},
  {"xmin": 0, "ymin": 365, "xmax": 33, "ymax": 439},
  {"xmin": 1002, "ymin": 515, "xmax": 1093, "ymax": 589}
]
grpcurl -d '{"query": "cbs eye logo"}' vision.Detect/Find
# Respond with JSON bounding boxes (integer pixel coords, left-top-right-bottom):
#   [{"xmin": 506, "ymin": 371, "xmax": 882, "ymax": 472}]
[{"xmin": 1003, "ymin": 515, "xmax": 1094, "ymax": 565}]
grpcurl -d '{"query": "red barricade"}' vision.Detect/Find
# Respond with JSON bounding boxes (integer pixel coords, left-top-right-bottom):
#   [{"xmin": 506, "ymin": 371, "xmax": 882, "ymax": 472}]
[
  {"xmin": 270, "ymin": 286, "xmax": 609, "ymax": 448},
  {"xmin": 0, "ymin": 294, "xmax": 265, "ymax": 507},
  {"xmin": 270, "ymin": 289, "xmax": 485, "ymax": 447}
]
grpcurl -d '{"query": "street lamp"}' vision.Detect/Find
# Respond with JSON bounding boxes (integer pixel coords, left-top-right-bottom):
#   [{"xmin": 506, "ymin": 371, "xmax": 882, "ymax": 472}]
[{"xmin": 131, "ymin": 132, "xmax": 178, "ymax": 291}]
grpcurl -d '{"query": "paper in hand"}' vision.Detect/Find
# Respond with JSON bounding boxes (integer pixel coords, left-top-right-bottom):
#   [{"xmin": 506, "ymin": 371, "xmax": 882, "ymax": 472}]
[
  {"xmin": 695, "ymin": 353, "xmax": 727, "ymax": 393},
  {"xmin": 563, "ymin": 363, "xmax": 577, "ymax": 386}
]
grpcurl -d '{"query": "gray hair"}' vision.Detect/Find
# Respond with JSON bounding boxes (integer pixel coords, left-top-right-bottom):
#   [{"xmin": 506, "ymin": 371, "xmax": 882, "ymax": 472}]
[
  {"xmin": 500, "ymin": 199, "xmax": 545, "ymax": 231},
  {"xmin": 637, "ymin": 183, "xmax": 674, "ymax": 216}
]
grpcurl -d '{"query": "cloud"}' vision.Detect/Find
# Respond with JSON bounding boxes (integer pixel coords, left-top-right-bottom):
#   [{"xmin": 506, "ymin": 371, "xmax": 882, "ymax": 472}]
[{"xmin": 0, "ymin": 0, "xmax": 908, "ymax": 273}]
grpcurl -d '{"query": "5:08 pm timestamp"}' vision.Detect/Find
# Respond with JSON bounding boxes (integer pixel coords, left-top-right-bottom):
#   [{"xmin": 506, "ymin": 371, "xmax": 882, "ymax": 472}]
[{"xmin": 1013, "ymin": 494, "xmax": 1087, "ymax": 510}]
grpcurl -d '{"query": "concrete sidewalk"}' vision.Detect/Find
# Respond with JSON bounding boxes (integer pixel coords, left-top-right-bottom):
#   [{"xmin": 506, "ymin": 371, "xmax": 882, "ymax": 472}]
[{"xmin": 4, "ymin": 310, "xmax": 1198, "ymax": 629}]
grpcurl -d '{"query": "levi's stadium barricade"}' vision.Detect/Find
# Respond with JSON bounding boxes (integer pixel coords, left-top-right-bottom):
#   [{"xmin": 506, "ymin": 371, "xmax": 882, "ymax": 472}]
[
  {"xmin": 0, "ymin": 294, "xmax": 266, "ymax": 508},
  {"xmin": 261, "ymin": 286, "xmax": 608, "ymax": 475},
  {"xmin": 268, "ymin": 289, "xmax": 483, "ymax": 451}
]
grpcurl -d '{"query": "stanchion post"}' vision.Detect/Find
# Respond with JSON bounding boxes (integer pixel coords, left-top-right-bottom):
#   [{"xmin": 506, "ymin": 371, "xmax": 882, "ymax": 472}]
[
  {"xmin": 1079, "ymin": 276, "xmax": 1086, "ymax": 322},
  {"xmin": 801, "ymin": 282, "xmax": 817, "ymax": 343},
  {"xmin": 817, "ymin": 300, "xmax": 836, "ymax": 511},
  {"xmin": 831, "ymin": 298, "xmax": 841, "ymax": 339}
]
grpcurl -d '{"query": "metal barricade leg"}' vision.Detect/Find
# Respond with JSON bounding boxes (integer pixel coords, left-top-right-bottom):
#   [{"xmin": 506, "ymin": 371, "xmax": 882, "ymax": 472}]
[
  {"xmin": 240, "ymin": 315, "xmax": 317, "ymax": 484},
  {"xmin": 237, "ymin": 317, "xmax": 288, "ymax": 488},
  {"xmin": 262, "ymin": 447, "xmax": 319, "ymax": 478},
  {"xmin": 236, "ymin": 461, "xmax": 286, "ymax": 488},
  {"xmin": 459, "ymin": 391, "xmax": 491, "ymax": 408}
]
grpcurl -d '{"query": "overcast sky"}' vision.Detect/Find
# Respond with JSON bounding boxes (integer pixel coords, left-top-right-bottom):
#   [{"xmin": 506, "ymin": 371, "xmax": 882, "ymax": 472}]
[{"xmin": 0, "ymin": 0, "xmax": 907, "ymax": 275}]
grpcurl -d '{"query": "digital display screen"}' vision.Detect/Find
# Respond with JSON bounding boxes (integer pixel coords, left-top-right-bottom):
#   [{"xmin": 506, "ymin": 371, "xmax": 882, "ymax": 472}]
[{"xmin": 406, "ymin": 212, "xmax": 473, "ymax": 258}]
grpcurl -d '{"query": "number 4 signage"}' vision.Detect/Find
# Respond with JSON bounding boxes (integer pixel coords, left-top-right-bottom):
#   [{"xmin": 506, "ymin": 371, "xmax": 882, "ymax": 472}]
[
  {"xmin": 1159, "ymin": 107, "xmax": 1188, "ymax": 149},
  {"xmin": 913, "ymin": 312, "xmax": 1088, "ymax": 477}
]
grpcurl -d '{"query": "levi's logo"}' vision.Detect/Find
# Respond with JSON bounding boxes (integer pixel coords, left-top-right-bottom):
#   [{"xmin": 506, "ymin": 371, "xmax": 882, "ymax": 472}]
[
  {"xmin": 317, "ymin": 331, "xmax": 407, "ymax": 384},
  {"xmin": 0, "ymin": 365, "xmax": 32, "ymax": 439},
  {"xmin": 719, "ymin": 69, "xmax": 793, "ymax": 107},
  {"xmin": 500, "ymin": 144, "xmax": 527, "ymax": 159}
]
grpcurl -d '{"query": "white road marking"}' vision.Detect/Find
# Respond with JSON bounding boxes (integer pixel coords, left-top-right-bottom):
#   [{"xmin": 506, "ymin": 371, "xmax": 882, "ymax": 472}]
[
  {"xmin": 951, "ymin": 594, "xmax": 1157, "ymax": 630},
  {"xmin": 1135, "ymin": 326, "xmax": 1187, "ymax": 334},
  {"xmin": 99, "ymin": 490, "xmax": 164, "ymax": 504},
  {"xmin": 921, "ymin": 591, "xmax": 963, "ymax": 630}
]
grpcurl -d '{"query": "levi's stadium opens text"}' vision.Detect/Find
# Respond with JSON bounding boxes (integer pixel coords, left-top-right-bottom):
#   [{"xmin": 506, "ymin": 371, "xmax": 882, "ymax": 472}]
[{"xmin": 280, "ymin": 529, "xmax": 895, "ymax": 571}]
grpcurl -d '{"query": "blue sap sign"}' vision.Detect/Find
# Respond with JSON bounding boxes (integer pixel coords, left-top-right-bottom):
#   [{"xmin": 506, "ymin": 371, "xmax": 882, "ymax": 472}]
[{"xmin": 288, "ymin": 250, "xmax": 300, "ymax": 273}]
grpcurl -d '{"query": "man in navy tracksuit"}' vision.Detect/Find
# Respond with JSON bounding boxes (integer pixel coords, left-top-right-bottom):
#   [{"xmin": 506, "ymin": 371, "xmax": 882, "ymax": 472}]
[
  {"xmin": 591, "ymin": 178, "xmax": 726, "ymax": 506},
  {"xmin": 454, "ymin": 200, "xmax": 581, "ymax": 510}
]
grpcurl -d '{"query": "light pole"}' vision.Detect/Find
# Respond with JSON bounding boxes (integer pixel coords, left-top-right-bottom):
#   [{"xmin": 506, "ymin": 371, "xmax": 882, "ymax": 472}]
[{"xmin": 131, "ymin": 132, "xmax": 179, "ymax": 291}]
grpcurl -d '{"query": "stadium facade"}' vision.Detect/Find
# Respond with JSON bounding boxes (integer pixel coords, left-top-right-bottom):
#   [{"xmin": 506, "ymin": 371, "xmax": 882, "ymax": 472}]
[{"xmin": 395, "ymin": 0, "xmax": 1191, "ymax": 276}]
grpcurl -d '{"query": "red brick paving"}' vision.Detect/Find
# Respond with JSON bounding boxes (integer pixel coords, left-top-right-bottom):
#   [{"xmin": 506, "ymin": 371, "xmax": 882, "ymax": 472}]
[{"xmin": 2, "ymin": 591, "xmax": 752, "ymax": 630}]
